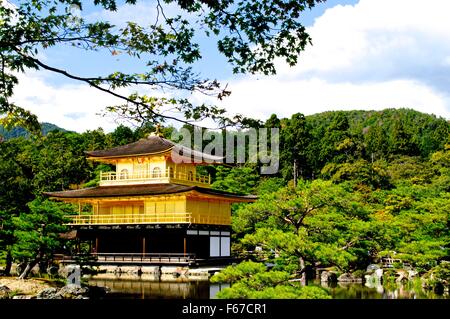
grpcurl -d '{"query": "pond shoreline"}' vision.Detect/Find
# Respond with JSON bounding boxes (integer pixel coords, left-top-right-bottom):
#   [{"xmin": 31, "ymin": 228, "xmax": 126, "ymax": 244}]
[
  {"xmin": 86, "ymin": 275, "xmax": 450, "ymax": 300},
  {"xmin": 0, "ymin": 276, "xmax": 109, "ymax": 299},
  {"xmin": 1, "ymin": 274, "xmax": 448, "ymax": 299}
]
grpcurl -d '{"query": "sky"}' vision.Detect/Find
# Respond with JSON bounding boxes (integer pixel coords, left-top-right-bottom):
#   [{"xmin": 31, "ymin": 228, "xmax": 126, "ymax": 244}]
[{"xmin": 10, "ymin": 0, "xmax": 450, "ymax": 133}]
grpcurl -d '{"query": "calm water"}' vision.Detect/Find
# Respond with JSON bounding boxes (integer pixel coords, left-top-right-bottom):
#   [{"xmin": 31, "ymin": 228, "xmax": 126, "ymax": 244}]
[
  {"xmin": 314, "ymin": 281, "xmax": 448, "ymax": 299},
  {"xmin": 86, "ymin": 275, "xmax": 448, "ymax": 299}
]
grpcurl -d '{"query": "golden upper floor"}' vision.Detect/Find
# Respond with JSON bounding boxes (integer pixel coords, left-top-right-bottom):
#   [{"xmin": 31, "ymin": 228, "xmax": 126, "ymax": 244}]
[
  {"xmin": 86, "ymin": 134, "xmax": 223, "ymax": 188},
  {"xmin": 66, "ymin": 194, "xmax": 232, "ymax": 226},
  {"xmin": 46, "ymin": 183, "xmax": 257, "ymax": 226},
  {"xmin": 98, "ymin": 163, "xmax": 211, "ymax": 187}
]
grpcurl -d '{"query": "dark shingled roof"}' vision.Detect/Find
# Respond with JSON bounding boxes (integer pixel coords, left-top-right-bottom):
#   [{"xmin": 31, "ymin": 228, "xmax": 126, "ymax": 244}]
[
  {"xmin": 44, "ymin": 183, "xmax": 257, "ymax": 201},
  {"xmin": 86, "ymin": 135, "xmax": 174, "ymax": 158},
  {"xmin": 85, "ymin": 135, "xmax": 224, "ymax": 162}
]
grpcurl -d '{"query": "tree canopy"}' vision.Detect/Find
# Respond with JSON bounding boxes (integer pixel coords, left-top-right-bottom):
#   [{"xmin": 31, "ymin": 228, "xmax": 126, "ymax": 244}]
[
  {"xmin": 12, "ymin": 198, "xmax": 72, "ymax": 279},
  {"xmin": 0, "ymin": 0, "xmax": 325, "ymax": 131},
  {"xmin": 1, "ymin": 108, "xmax": 448, "ymax": 293},
  {"xmin": 209, "ymin": 109, "xmax": 450, "ymax": 298}
]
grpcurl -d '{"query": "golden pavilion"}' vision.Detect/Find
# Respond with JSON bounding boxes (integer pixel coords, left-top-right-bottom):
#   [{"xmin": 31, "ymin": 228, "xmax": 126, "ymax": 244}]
[{"xmin": 45, "ymin": 131, "xmax": 255, "ymax": 265}]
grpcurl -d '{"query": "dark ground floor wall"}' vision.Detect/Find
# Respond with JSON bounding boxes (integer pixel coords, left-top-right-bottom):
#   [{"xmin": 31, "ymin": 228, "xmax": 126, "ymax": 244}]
[{"xmin": 73, "ymin": 224, "xmax": 231, "ymax": 259}]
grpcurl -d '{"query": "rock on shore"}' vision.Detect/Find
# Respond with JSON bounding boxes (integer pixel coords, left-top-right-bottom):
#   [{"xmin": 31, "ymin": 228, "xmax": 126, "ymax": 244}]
[
  {"xmin": 35, "ymin": 284, "xmax": 110, "ymax": 299},
  {"xmin": 337, "ymin": 273, "xmax": 363, "ymax": 283},
  {"xmin": 0, "ymin": 277, "xmax": 52, "ymax": 296},
  {"xmin": 0, "ymin": 278, "xmax": 110, "ymax": 299},
  {"xmin": 0, "ymin": 285, "xmax": 11, "ymax": 299}
]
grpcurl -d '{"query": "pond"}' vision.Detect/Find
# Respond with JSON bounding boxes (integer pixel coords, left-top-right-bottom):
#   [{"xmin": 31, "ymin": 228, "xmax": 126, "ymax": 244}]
[
  {"xmin": 310, "ymin": 280, "xmax": 448, "ymax": 299},
  {"xmin": 86, "ymin": 275, "xmax": 449, "ymax": 299}
]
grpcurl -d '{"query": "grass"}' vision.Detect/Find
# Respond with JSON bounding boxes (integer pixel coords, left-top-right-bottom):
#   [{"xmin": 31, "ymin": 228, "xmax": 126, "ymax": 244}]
[
  {"xmin": 8, "ymin": 289, "xmax": 24, "ymax": 298},
  {"xmin": 28, "ymin": 273, "xmax": 66, "ymax": 288}
]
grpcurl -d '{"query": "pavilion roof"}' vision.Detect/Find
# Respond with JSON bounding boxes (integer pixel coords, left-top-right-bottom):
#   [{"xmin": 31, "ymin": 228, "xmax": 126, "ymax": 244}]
[
  {"xmin": 85, "ymin": 135, "xmax": 223, "ymax": 163},
  {"xmin": 44, "ymin": 183, "xmax": 257, "ymax": 201}
]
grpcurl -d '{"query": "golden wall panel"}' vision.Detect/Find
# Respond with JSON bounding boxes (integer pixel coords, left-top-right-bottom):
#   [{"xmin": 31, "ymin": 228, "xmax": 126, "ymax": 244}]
[{"xmin": 70, "ymin": 195, "xmax": 231, "ymax": 225}]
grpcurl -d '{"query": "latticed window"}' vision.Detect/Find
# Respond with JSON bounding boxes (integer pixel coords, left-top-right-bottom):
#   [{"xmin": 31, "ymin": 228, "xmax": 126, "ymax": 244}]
[
  {"xmin": 188, "ymin": 171, "xmax": 194, "ymax": 181},
  {"xmin": 120, "ymin": 169, "xmax": 128, "ymax": 179},
  {"xmin": 152, "ymin": 167, "xmax": 162, "ymax": 178}
]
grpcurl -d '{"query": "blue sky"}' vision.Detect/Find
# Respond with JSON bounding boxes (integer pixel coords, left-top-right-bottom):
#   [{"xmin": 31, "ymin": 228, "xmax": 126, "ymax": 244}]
[
  {"xmin": 11, "ymin": 0, "xmax": 450, "ymax": 132},
  {"xmin": 40, "ymin": 0, "xmax": 359, "ymax": 85}
]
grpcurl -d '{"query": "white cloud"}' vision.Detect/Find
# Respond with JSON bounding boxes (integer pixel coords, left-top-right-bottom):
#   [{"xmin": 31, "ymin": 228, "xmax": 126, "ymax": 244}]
[
  {"xmin": 208, "ymin": 77, "xmax": 450, "ymax": 120},
  {"xmin": 11, "ymin": 71, "xmax": 186, "ymax": 133},
  {"xmin": 11, "ymin": 72, "xmax": 124, "ymax": 133},
  {"xmin": 203, "ymin": 0, "xmax": 450, "ymax": 122},
  {"xmin": 10, "ymin": 0, "xmax": 450, "ymax": 133}
]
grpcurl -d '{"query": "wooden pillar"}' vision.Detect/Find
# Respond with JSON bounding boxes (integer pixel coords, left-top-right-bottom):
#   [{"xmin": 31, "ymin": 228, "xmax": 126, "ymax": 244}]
[
  {"xmin": 142, "ymin": 237, "xmax": 146, "ymax": 256},
  {"xmin": 183, "ymin": 237, "xmax": 187, "ymax": 256},
  {"xmin": 95, "ymin": 237, "xmax": 99, "ymax": 254}
]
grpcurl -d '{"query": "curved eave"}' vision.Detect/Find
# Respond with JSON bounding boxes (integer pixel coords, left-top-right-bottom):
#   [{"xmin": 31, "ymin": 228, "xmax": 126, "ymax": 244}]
[
  {"xmin": 86, "ymin": 147, "xmax": 225, "ymax": 164},
  {"xmin": 85, "ymin": 148, "xmax": 174, "ymax": 161},
  {"xmin": 43, "ymin": 184, "xmax": 257, "ymax": 202},
  {"xmin": 43, "ymin": 184, "xmax": 192, "ymax": 199},
  {"xmin": 84, "ymin": 135, "xmax": 175, "ymax": 158},
  {"xmin": 190, "ymin": 188, "xmax": 257, "ymax": 202}
]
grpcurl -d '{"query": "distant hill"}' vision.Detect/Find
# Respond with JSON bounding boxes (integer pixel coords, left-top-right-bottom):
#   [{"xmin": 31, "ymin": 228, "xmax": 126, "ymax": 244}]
[
  {"xmin": 0, "ymin": 122, "xmax": 67, "ymax": 140},
  {"xmin": 269, "ymin": 108, "xmax": 450, "ymax": 180},
  {"xmin": 305, "ymin": 108, "xmax": 450, "ymax": 158}
]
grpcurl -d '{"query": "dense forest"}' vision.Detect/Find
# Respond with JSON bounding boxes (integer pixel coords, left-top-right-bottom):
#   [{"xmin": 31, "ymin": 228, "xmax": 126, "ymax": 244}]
[
  {"xmin": 211, "ymin": 109, "xmax": 450, "ymax": 298},
  {"xmin": 0, "ymin": 108, "xmax": 449, "ymax": 296}
]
